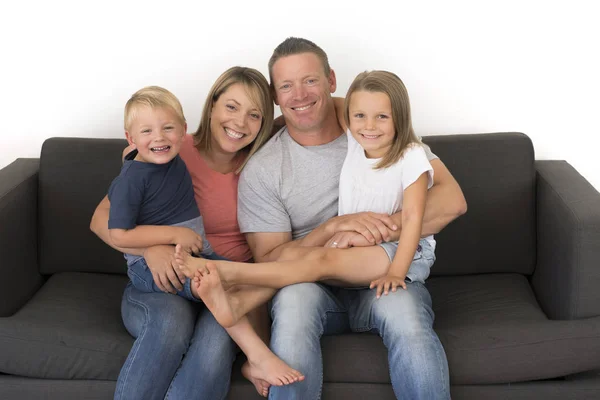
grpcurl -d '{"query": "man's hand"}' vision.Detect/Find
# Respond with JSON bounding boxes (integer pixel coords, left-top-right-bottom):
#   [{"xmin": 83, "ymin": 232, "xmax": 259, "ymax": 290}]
[
  {"xmin": 325, "ymin": 231, "xmax": 373, "ymax": 249},
  {"xmin": 172, "ymin": 227, "xmax": 204, "ymax": 255},
  {"xmin": 370, "ymin": 272, "xmax": 407, "ymax": 298},
  {"xmin": 143, "ymin": 245, "xmax": 186, "ymax": 293},
  {"xmin": 330, "ymin": 212, "xmax": 397, "ymax": 245}
]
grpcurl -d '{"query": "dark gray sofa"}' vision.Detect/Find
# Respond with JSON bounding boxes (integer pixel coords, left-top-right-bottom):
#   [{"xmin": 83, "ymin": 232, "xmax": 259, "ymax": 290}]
[{"xmin": 1, "ymin": 132, "xmax": 600, "ymax": 400}]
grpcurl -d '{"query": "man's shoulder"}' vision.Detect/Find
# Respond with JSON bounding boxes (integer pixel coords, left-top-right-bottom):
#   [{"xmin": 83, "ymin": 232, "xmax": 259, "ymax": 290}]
[{"xmin": 244, "ymin": 127, "xmax": 287, "ymax": 171}]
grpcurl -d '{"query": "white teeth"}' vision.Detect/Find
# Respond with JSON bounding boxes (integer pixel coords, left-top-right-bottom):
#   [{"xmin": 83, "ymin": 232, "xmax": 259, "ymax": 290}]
[
  {"xmin": 151, "ymin": 146, "xmax": 170, "ymax": 151},
  {"xmin": 225, "ymin": 128, "xmax": 244, "ymax": 139},
  {"xmin": 362, "ymin": 134, "xmax": 379, "ymax": 139},
  {"xmin": 294, "ymin": 104, "xmax": 312, "ymax": 111}
]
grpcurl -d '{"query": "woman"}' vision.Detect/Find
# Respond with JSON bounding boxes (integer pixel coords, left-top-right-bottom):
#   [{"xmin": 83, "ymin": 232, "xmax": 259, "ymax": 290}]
[{"xmin": 90, "ymin": 66, "xmax": 300, "ymax": 399}]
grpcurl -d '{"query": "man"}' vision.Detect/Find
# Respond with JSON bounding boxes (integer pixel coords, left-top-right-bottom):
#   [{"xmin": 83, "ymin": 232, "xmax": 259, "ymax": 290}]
[{"xmin": 237, "ymin": 37, "xmax": 466, "ymax": 399}]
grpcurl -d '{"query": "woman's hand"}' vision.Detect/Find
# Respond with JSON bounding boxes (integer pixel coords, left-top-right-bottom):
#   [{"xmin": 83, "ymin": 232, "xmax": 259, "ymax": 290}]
[
  {"xmin": 329, "ymin": 212, "xmax": 397, "ymax": 245},
  {"xmin": 369, "ymin": 273, "xmax": 407, "ymax": 298},
  {"xmin": 143, "ymin": 245, "xmax": 186, "ymax": 294}
]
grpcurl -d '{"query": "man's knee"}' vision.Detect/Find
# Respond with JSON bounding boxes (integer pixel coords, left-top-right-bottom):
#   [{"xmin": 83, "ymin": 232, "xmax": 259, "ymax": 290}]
[
  {"xmin": 370, "ymin": 284, "xmax": 434, "ymax": 335},
  {"xmin": 270, "ymin": 283, "xmax": 330, "ymax": 329}
]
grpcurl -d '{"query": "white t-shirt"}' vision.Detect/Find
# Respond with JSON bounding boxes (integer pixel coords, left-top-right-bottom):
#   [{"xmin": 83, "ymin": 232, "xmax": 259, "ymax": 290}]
[{"xmin": 338, "ymin": 130, "xmax": 436, "ymax": 248}]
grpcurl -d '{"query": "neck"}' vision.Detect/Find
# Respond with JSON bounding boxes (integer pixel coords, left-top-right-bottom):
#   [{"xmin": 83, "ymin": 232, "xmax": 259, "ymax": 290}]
[
  {"xmin": 287, "ymin": 101, "xmax": 344, "ymax": 146},
  {"xmin": 200, "ymin": 147, "xmax": 239, "ymax": 174}
]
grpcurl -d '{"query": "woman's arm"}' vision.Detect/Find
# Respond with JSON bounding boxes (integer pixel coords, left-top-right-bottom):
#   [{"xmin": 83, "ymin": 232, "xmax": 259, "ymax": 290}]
[{"xmin": 90, "ymin": 195, "xmax": 186, "ymax": 292}]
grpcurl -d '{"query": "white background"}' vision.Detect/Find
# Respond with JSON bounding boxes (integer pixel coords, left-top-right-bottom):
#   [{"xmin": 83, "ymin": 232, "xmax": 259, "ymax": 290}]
[{"xmin": 2, "ymin": 0, "xmax": 599, "ymax": 189}]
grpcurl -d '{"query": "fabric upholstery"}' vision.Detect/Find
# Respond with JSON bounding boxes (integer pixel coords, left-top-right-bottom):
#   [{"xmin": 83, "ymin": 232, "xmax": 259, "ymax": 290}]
[{"xmin": 38, "ymin": 138, "xmax": 128, "ymax": 275}]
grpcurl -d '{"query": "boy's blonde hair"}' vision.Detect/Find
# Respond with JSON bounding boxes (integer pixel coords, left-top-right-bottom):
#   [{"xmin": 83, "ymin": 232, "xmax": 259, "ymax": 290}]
[
  {"xmin": 344, "ymin": 70, "xmax": 421, "ymax": 170},
  {"xmin": 124, "ymin": 86, "xmax": 186, "ymax": 131},
  {"xmin": 193, "ymin": 66, "xmax": 274, "ymax": 174}
]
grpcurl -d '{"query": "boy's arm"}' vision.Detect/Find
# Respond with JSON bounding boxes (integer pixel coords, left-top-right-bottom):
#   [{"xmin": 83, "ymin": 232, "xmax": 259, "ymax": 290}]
[
  {"xmin": 109, "ymin": 225, "xmax": 203, "ymax": 255},
  {"xmin": 90, "ymin": 195, "xmax": 186, "ymax": 293}
]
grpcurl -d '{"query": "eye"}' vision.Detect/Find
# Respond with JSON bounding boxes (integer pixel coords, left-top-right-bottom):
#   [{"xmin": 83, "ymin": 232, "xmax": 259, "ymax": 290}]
[
  {"xmin": 377, "ymin": 114, "xmax": 389, "ymax": 119},
  {"xmin": 141, "ymin": 129, "xmax": 151, "ymax": 134},
  {"xmin": 306, "ymin": 79, "xmax": 317, "ymax": 85},
  {"xmin": 353, "ymin": 113, "xmax": 364, "ymax": 118},
  {"xmin": 226, "ymin": 104, "xmax": 236, "ymax": 111},
  {"xmin": 279, "ymin": 84, "xmax": 291, "ymax": 92},
  {"xmin": 164, "ymin": 126, "xmax": 174, "ymax": 130},
  {"xmin": 250, "ymin": 113, "xmax": 262, "ymax": 120}
]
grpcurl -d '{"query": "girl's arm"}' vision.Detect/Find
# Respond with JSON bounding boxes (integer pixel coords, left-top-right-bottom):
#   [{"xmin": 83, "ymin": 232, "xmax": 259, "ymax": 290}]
[{"xmin": 370, "ymin": 172, "xmax": 429, "ymax": 298}]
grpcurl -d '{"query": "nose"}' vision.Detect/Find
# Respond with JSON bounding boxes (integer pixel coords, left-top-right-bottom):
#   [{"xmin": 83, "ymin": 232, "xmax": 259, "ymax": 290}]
[
  {"xmin": 233, "ymin": 113, "xmax": 246, "ymax": 128},
  {"xmin": 365, "ymin": 117, "xmax": 376, "ymax": 130},
  {"xmin": 292, "ymin": 84, "xmax": 307, "ymax": 101}
]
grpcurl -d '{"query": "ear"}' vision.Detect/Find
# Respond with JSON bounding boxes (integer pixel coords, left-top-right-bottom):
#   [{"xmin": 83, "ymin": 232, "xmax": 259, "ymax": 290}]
[
  {"xmin": 328, "ymin": 69, "xmax": 337, "ymax": 94},
  {"xmin": 125, "ymin": 131, "xmax": 136, "ymax": 147},
  {"xmin": 272, "ymin": 88, "xmax": 279, "ymax": 106},
  {"xmin": 183, "ymin": 122, "xmax": 188, "ymax": 135}
]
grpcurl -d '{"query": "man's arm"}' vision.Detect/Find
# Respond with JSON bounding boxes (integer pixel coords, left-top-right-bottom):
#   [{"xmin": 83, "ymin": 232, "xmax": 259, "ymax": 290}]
[{"xmin": 388, "ymin": 158, "xmax": 467, "ymax": 239}]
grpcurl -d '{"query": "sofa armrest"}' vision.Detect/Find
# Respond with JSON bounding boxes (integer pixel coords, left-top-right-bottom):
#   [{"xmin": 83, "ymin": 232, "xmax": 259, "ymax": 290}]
[
  {"xmin": 532, "ymin": 160, "xmax": 600, "ymax": 320},
  {"xmin": 0, "ymin": 158, "xmax": 44, "ymax": 317}
]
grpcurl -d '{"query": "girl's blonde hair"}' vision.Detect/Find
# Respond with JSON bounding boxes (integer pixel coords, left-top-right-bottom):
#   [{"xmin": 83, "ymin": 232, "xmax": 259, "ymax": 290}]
[
  {"xmin": 344, "ymin": 70, "xmax": 421, "ymax": 170},
  {"xmin": 124, "ymin": 86, "xmax": 186, "ymax": 131},
  {"xmin": 193, "ymin": 66, "xmax": 274, "ymax": 173}
]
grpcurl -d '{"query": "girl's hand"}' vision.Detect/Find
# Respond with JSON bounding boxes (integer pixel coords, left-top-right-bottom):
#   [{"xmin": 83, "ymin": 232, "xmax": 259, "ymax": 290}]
[
  {"xmin": 143, "ymin": 245, "xmax": 186, "ymax": 293},
  {"xmin": 369, "ymin": 273, "xmax": 407, "ymax": 298}
]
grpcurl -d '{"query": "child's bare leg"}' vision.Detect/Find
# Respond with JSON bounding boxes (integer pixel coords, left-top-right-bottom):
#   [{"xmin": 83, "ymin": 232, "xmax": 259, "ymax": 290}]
[
  {"xmin": 218, "ymin": 246, "xmax": 391, "ymax": 289},
  {"xmin": 191, "ymin": 263, "xmax": 276, "ymax": 327},
  {"xmin": 224, "ymin": 314, "xmax": 304, "ymax": 397}
]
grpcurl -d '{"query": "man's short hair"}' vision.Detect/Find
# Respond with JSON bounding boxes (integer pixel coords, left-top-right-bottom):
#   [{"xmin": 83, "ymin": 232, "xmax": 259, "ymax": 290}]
[{"xmin": 268, "ymin": 37, "xmax": 331, "ymax": 87}]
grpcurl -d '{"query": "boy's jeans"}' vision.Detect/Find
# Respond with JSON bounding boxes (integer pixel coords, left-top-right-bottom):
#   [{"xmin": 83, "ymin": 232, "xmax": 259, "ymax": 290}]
[
  {"xmin": 127, "ymin": 252, "xmax": 227, "ymax": 302},
  {"xmin": 268, "ymin": 242, "xmax": 450, "ymax": 400}
]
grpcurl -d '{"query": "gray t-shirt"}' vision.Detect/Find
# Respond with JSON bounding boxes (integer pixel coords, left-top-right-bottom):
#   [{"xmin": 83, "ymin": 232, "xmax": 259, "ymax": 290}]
[{"xmin": 238, "ymin": 127, "xmax": 438, "ymax": 240}]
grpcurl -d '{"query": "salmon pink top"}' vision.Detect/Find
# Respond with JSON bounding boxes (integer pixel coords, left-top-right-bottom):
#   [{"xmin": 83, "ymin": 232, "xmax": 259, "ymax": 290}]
[{"xmin": 179, "ymin": 134, "xmax": 252, "ymax": 262}]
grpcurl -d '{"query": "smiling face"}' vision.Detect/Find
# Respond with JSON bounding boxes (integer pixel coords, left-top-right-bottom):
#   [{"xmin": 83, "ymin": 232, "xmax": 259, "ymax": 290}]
[
  {"xmin": 348, "ymin": 90, "xmax": 396, "ymax": 159},
  {"xmin": 271, "ymin": 52, "xmax": 336, "ymax": 134},
  {"xmin": 209, "ymin": 83, "xmax": 263, "ymax": 156},
  {"xmin": 126, "ymin": 106, "xmax": 186, "ymax": 164}
]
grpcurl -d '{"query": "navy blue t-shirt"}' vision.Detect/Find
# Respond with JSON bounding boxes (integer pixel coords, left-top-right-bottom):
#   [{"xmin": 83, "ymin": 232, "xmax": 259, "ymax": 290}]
[{"xmin": 108, "ymin": 155, "xmax": 199, "ymax": 229}]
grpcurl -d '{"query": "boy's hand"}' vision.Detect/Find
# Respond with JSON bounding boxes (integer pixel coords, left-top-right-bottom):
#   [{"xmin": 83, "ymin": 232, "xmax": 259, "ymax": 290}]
[
  {"xmin": 173, "ymin": 227, "xmax": 204, "ymax": 255},
  {"xmin": 370, "ymin": 273, "xmax": 407, "ymax": 298}
]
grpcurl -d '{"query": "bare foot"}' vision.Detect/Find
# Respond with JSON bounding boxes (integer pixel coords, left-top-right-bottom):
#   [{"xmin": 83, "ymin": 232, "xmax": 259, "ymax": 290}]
[
  {"xmin": 245, "ymin": 352, "xmax": 305, "ymax": 388},
  {"xmin": 174, "ymin": 244, "xmax": 208, "ymax": 279},
  {"xmin": 242, "ymin": 362, "xmax": 270, "ymax": 397},
  {"xmin": 196, "ymin": 262, "xmax": 238, "ymax": 327}
]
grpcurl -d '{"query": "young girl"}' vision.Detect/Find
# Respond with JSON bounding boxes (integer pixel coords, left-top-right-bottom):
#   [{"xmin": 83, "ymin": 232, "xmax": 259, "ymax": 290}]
[{"xmin": 175, "ymin": 70, "xmax": 435, "ymax": 328}]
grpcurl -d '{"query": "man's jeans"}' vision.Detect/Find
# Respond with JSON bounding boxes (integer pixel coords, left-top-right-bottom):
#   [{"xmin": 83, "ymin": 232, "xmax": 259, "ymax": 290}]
[
  {"xmin": 114, "ymin": 282, "xmax": 237, "ymax": 400},
  {"xmin": 268, "ymin": 282, "xmax": 450, "ymax": 400}
]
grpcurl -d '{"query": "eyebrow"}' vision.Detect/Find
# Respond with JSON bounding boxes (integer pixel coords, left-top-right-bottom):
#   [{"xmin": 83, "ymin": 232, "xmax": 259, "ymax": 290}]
[{"xmin": 225, "ymin": 98, "xmax": 242, "ymax": 106}]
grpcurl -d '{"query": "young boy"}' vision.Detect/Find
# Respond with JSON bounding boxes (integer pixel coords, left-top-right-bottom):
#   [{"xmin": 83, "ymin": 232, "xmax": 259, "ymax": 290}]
[{"xmin": 107, "ymin": 85, "xmax": 218, "ymax": 301}]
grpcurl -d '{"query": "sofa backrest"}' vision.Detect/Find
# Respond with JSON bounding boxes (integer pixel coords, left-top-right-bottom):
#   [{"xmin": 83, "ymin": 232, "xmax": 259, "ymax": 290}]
[
  {"xmin": 423, "ymin": 132, "xmax": 536, "ymax": 276},
  {"xmin": 39, "ymin": 138, "xmax": 128, "ymax": 275},
  {"xmin": 37, "ymin": 132, "xmax": 536, "ymax": 277}
]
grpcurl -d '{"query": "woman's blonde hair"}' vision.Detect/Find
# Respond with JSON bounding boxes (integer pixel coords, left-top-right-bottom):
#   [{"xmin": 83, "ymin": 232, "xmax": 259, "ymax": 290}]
[
  {"xmin": 344, "ymin": 70, "xmax": 420, "ymax": 170},
  {"xmin": 193, "ymin": 66, "xmax": 274, "ymax": 173},
  {"xmin": 124, "ymin": 86, "xmax": 186, "ymax": 131}
]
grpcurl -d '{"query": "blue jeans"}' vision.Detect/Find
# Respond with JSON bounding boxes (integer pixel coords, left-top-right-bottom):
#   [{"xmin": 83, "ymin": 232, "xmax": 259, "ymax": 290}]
[
  {"xmin": 268, "ymin": 281, "xmax": 450, "ymax": 400},
  {"xmin": 114, "ymin": 282, "xmax": 238, "ymax": 400},
  {"xmin": 128, "ymin": 253, "xmax": 227, "ymax": 302}
]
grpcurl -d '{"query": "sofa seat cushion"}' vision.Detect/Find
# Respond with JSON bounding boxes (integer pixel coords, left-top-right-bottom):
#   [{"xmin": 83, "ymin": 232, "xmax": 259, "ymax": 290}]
[
  {"xmin": 429, "ymin": 274, "xmax": 600, "ymax": 385},
  {"xmin": 0, "ymin": 272, "xmax": 132, "ymax": 379}
]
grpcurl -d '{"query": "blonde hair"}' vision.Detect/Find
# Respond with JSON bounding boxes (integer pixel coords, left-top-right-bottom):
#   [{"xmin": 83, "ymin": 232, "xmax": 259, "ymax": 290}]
[
  {"xmin": 193, "ymin": 66, "xmax": 274, "ymax": 173},
  {"xmin": 344, "ymin": 70, "xmax": 420, "ymax": 170},
  {"xmin": 124, "ymin": 86, "xmax": 186, "ymax": 131}
]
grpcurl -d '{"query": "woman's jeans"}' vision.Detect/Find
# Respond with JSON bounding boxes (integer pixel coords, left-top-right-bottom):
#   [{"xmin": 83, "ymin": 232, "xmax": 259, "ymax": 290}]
[{"xmin": 114, "ymin": 282, "xmax": 237, "ymax": 400}]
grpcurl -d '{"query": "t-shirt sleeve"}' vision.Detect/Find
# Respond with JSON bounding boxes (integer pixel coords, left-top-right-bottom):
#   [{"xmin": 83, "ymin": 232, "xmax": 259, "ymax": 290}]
[
  {"xmin": 417, "ymin": 137, "xmax": 438, "ymax": 162},
  {"xmin": 402, "ymin": 145, "xmax": 434, "ymax": 191},
  {"xmin": 107, "ymin": 173, "xmax": 144, "ymax": 230},
  {"xmin": 237, "ymin": 161, "xmax": 292, "ymax": 234}
]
